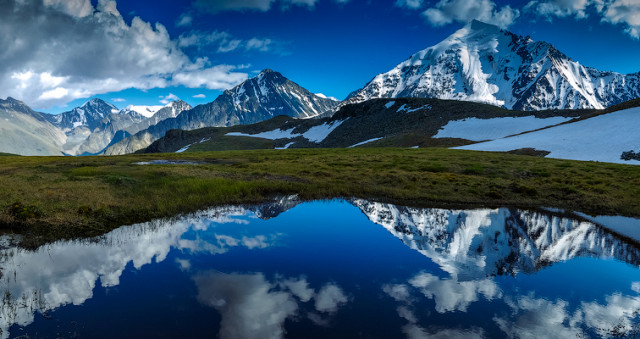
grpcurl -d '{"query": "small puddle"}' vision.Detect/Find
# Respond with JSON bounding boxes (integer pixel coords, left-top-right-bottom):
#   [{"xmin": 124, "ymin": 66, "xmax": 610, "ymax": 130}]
[{"xmin": 133, "ymin": 160, "xmax": 208, "ymax": 165}]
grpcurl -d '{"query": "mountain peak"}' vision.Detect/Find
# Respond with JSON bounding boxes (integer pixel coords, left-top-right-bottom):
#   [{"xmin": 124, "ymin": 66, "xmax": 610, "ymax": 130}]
[
  {"xmin": 1, "ymin": 97, "xmax": 32, "ymax": 112},
  {"xmin": 347, "ymin": 20, "xmax": 640, "ymax": 111},
  {"xmin": 260, "ymin": 68, "xmax": 276, "ymax": 74},
  {"xmin": 81, "ymin": 98, "xmax": 117, "ymax": 110}
]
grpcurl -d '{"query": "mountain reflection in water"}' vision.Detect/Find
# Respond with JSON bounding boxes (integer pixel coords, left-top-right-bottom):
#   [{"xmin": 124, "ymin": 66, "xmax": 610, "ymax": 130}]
[{"xmin": 1, "ymin": 197, "xmax": 639, "ymax": 338}]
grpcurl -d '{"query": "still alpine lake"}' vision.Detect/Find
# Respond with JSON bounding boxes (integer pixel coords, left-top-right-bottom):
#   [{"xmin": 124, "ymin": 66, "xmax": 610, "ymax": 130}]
[{"xmin": 2, "ymin": 198, "xmax": 640, "ymax": 338}]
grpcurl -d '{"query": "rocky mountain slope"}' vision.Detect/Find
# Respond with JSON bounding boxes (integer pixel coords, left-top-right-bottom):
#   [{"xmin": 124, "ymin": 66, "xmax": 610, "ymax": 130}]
[
  {"xmin": 0, "ymin": 97, "xmax": 66, "ymax": 155},
  {"xmin": 141, "ymin": 97, "xmax": 588, "ymax": 154},
  {"xmin": 346, "ymin": 20, "xmax": 640, "ymax": 111},
  {"xmin": 68, "ymin": 100, "xmax": 192, "ymax": 155},
  {"xmin": 104, "ymin": 69, "xmax": 340, "ymax": 155}
]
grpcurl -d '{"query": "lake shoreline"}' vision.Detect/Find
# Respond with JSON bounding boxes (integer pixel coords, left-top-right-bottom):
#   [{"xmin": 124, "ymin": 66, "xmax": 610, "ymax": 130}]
[{"xmin": 1, "ymin": 148, "xmax": 638, "ymax": 247}]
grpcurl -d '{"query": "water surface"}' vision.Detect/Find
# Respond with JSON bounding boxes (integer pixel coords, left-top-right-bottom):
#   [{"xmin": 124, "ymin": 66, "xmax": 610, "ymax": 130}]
[{"xmin": 2, "ymin": 198, "xmax": 640, "ymax": 338}]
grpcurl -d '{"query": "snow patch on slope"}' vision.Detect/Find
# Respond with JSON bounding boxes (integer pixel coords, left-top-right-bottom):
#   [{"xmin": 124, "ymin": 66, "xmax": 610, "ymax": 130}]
[
  {"xmin": 301, "ymin": 120, "xmax": 345, "ymax": 142},
  {"xmin": 435, "ymin": 116, "xmax": 570, "ymax": 141},
  {"xmin": 226, "ymin": 120, "xmax": 346, "ymax": 144},
  {"xmin": 457, "ymin": 107, "xmax": 640, "ymax": 164},
  {"xmin": 348, "ymin": 137, "xmax": 383, "ymax": 148},
  {"xmin": 227, "ymin": 128, "xmax": 298, "ymax": 140}
]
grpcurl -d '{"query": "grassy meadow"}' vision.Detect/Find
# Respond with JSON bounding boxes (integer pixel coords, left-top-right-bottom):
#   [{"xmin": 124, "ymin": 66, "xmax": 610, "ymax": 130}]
[{"xmin": 0, "ymin": 147, "xmax": 639, "ymax": 247}]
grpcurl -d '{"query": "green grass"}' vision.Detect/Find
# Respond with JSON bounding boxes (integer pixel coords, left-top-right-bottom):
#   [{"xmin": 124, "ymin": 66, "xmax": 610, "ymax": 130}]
[{"xmin": 0, "ymin": 148, "xmax": 638, "ymax": 247}]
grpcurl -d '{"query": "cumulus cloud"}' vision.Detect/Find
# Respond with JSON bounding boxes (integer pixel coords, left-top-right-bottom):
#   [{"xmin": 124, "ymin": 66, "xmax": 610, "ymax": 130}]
[
  {"xmin": 396, "ymin": 0, "xmax": 424, "ymax": 10},
  {"xmin": 159, "ymin": 93, "xmax": 180, "ymax": 105},
  {"xmin": 173, "ymin": 65, "xmax": 249, "ymax": 90},
  {"xmin": 422, "ymin": 0, "xmax": 520, "ymax": 28},
  {"xmin": 602, "ymin": 0, "xmax": 640, "ymax": 38},
  {"xmin": 525, "ymin": 0, "xmax": 640, "ymax": 39},
  {"xmin": 0, "ymin": 0, "xmax": 248, "ymax": 109},
  {"xmin": 524, "ymin": 0, "xmax": 594, "ymax": 19}
]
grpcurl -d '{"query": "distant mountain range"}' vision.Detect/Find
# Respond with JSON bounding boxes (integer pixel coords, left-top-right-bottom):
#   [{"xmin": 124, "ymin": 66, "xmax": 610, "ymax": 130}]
[
  {"xmin": 1, "ymin": 20, "xmax": 640, "ymax": 159},
  {"xmin": 140, "ymin": 97, "xmax": 586, "ymax": 152},
  {"xmin": 103, "ymin": 69, "xmax": 339, "ymax": 155}
]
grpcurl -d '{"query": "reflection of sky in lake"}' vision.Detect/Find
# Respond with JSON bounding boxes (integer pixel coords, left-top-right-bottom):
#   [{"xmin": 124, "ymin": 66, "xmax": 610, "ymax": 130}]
[{"xmin": 2, "ymin": 198, "xmax": 640, "ymax": 338}]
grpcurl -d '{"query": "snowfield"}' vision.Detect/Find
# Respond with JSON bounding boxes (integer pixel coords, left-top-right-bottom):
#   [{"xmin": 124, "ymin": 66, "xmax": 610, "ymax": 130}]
[
  {"xmin": 226, "ymin": 120, "xmax": 346, "ymax": 144},
  {"xmin": 435, "ymin": 116, "xmax": 571, "ymax": 141},
  {"xmin": 456, "ymin": 107, "xmax": 640, "ymax": 164}
]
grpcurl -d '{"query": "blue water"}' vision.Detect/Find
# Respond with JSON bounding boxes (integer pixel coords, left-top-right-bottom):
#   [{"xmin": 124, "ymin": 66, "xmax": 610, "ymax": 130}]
[{"xmin": 2, "ymin": 198, "xmax": 640, "ymax": 338}]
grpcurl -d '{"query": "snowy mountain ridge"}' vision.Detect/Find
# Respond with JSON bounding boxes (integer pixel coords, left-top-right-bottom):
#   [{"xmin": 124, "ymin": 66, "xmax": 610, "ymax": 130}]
[
  {"xmin": 346, "ymin": 20, "xmax": 640, "ymax": 111},
  {"xmin": 104, "ymin": 69, "xmax": 340, "ymax": 155}
]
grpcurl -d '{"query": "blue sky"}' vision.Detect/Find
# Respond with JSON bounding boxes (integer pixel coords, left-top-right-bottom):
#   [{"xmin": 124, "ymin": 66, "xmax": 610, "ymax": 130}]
[{"xmin": 3, "ymin": 0, "xmax": 640, "ymax": 113}]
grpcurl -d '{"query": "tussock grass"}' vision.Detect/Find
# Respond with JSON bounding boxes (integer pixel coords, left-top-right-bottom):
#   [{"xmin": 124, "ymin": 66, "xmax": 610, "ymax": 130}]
[{"xmin": 0, "ymin": 148, "xmax": 638, "ymax": 246}]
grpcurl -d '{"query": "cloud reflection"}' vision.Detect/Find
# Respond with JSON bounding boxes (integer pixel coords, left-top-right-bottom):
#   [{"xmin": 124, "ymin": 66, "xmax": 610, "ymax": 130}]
[
  {"xmin": 0, "ymin": 198, "xmax": 298, "ymax": 338},
  {"xmin": 193, "ymin": 272, "xmax": 349, "ymax": 339}
]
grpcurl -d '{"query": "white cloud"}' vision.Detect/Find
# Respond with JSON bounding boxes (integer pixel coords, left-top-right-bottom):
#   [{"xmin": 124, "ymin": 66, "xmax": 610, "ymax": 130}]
[
  {"xmin": 314, "ymin": 283, "xmax": 348, "ymax": 313},
  {"xmin": 0, "ymin": 0, "xmax": 248, "ymax": 109},
  {"xmin": 192, "ymin": 94, "xmax": 206, "ymax": 98},
  {"xmin": 179, "ymin": 31, "xmax": 279, "ymax": 53},
  {"xmin": 176, "ymin": 12, "xmax": 193, "ymax": 27},
  {"xmin": 112, "ymin": 98, "xmax": 126, "ymax": 102},
  {"xmin": 159, "ymin": 93, "xmax": 180, "ymax": 105},
  {"xmin": 396, "ymin": 0, "xmax": 424, "ymax": 10},
  {"xmin": 282, "ymin": 0, "xmax": 318, "ymax": 10},
  {"xmin": 246, "ymin": 38, "xmax": 274, "ymax": 52},
  {"xmin": 42, "ymin": 0, "xmax": 93, "ymax": 17},
  {"xmin": 173, "ymin": 65, "xmax": 249, "ymax": 90},
  {"xmin": 602, "ymin": 0, "xmax": 640, "ymax": 38},
  {"xmin": 524, "ymin": 0, "xmax": 593, "ymax": 19},
  {"xmin": 422, "ymin": 0, "xmax": 520, "ymax": 28},
  {"xmin": 525, "ymin": 0, "xmax": 640, "ymax": 39},
  {"xmin": 193, "ymin": 0, "xmax": 322, "ymax": 13}
]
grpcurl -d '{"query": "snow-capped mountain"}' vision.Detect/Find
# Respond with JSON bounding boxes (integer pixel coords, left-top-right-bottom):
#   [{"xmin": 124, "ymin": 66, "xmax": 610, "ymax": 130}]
[
  {"xmin": 64, "ymin": 100, "xmax": 192, "ymax": 155},
  {"xmin": 46, "ymin": 98, "xmax": 119, "ymax": 132},
  {"xmin": 0, "ymin": 97, "xmax": 66, "ymax": 155},
  {"xmin": 124, "ymin": 105, "xmax": 164, "ymax": 118},
  {"xmin": 347, "ymin": 20, "xmax": 640, "ymax": 111},
  {"xmin": 351, "ymin": 199, "xmax": 640, "ymax": 280},
  {"xmin": 104, "ymin": 69, "xmax": 340, "ymax": 155}
]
